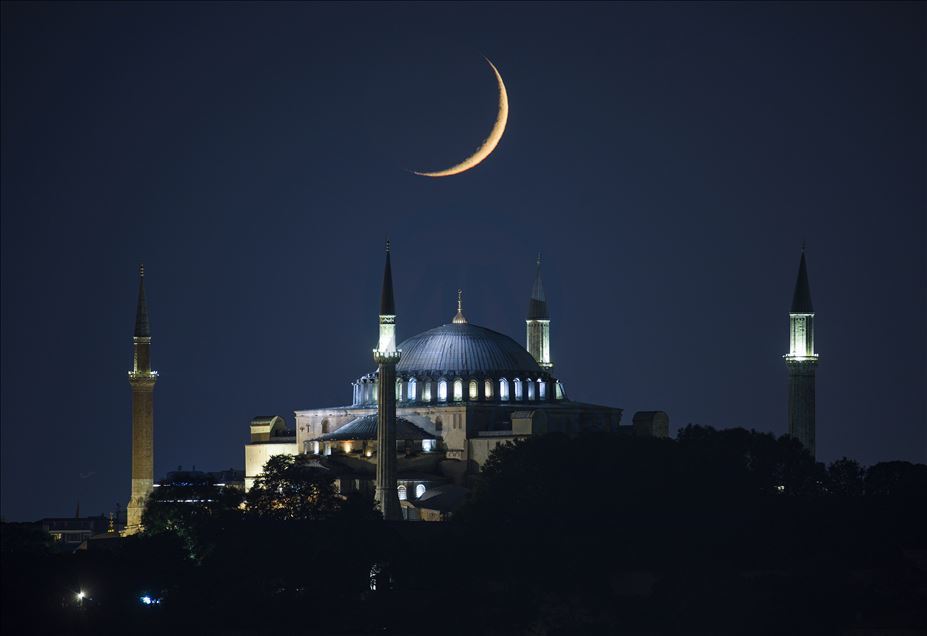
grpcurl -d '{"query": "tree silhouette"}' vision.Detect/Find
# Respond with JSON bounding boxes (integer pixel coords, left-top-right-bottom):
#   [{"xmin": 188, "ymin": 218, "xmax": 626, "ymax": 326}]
[{"xmin": 246, "ymin": 454, "xmax": 371, "ymax": 520}]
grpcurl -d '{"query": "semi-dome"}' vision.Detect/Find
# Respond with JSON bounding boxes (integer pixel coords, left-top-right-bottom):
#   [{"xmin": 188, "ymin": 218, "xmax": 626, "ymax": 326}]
[{"xmin": 396, "ymin": 323, "xmax": 542, "ymax": 376}]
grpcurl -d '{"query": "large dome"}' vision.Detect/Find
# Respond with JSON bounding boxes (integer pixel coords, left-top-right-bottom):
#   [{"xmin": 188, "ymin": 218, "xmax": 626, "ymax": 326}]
[{"xmin": 395, "ymin": 323, "xmax": 543, "ymax": 377}]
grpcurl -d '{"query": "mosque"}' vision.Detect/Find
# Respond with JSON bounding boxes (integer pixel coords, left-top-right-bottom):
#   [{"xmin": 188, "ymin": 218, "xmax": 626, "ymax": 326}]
[
  {"xmin": 243, "ymin": 245, "xmax": 668, "ymax": 520},
  {"xmin": 125, "ymin": 242, "xmax": 815, "ymax": 524}
]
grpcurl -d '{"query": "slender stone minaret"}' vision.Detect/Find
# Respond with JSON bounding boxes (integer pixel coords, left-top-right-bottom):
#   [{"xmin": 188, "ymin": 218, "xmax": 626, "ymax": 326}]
[
  {"xmin": 526, "ymin": 253, "xmax": 552, "ymax": 369},
  {"xmin": 784, "ymin": 246, "xmax": 818, "ymax": 457},
  {"xmin": 126, "ymin": 264, "xmax": 157, "ymax": 533},
  {"xmin": 374, "ymin": 242, "xmax": 402, "ymax": 520}
]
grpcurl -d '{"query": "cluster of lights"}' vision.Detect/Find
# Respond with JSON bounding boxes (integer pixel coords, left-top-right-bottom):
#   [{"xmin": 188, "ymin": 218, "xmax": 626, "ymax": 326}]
[{"xmin": 139, "ymin": 595, "xmax": 162, "ymax": 605}]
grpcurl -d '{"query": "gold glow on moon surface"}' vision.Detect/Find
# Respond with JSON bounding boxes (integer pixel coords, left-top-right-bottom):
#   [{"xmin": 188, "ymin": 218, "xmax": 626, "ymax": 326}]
[{"xmin": 414, "ymin": 58, "xmax": 508, "ymax": 178}]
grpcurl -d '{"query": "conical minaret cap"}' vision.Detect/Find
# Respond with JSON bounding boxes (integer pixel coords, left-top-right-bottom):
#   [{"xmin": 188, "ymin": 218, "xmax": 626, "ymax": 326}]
[
  {"xmin": 380, "ymin": 240, "xmax": 395, "ymax": 316},
  {"xmin": 790, "ymin": 247, "xmax": 814, "ymax": 314},
  {"xmin": 134, "ymin": 264, "xmax": 151, "ymax": 337},
  {"xmin": 527, "ymin": 253, "xmax": 550, "ymax": 320}
]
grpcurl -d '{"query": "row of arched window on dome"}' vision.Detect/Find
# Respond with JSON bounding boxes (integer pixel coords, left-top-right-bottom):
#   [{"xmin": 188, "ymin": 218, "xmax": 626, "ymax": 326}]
[{"xmin": 351, "ymin": 377, "xmax": 565, "ymax": 406}]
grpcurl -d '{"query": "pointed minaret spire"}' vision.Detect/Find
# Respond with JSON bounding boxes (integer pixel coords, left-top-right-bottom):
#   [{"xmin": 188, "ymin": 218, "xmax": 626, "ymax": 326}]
[
  {"xmin": 380, "ymin": 240, "xmax": 395, "ymax": 316},
  {"xmin": 134, "ymin": 264, "xmax": 151, "ymax": 337},
  {"xmin": 452, "ymin": 289, "xmax": 468, "ymax": 324},
  {"xmin": 790, "ymin": 245, "xmax": 814, "ymax": 314},
  {"xmin": 526, "ymin": 253, "xmax": 552, "ymax": 369},
  {"xmin": 527, "ymin": 253, "xmax": 549, "ymax": 320}
]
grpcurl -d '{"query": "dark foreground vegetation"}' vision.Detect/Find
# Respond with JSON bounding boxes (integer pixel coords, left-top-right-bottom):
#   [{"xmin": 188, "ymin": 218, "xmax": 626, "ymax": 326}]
[{"xmin": 3, "ymin": 426, "xmax": 926, "ymax": 635}]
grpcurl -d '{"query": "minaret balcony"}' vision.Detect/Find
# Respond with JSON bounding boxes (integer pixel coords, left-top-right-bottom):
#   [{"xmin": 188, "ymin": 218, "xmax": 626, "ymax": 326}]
[
  {"xmin": 373, "ymin": 349, "xmax": 402, "ymax": 363},
  {"xmin": 128, "ymin": 370, "xmax": 159, "ymax": 383},
  {"xmin": 784, "ymin": 353, "xmax": 818, "ymax": 363}
]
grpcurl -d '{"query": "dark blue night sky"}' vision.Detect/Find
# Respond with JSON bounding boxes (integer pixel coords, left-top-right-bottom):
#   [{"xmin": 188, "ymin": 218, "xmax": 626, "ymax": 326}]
[{"xmin": 2, "ymin": 2, "xmax": 924, "ymax": 521}]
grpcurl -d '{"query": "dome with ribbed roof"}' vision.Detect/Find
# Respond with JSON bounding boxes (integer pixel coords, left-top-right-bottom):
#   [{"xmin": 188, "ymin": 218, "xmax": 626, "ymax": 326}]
[{"xmin": 395, "ymin": 323, "xmax": 542, "ymax": 376}]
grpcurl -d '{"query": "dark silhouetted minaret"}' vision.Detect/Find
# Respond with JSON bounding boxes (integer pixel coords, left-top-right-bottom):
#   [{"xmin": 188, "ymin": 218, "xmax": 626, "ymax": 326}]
[
  {"xmin": 126, "ymin": 264, "xmax": 157, "ymax": 532},
  {"xmin": 374, "ymin": 242, "xmax": 402, "ymax": 520},
  {"xmin": 784, "ymin": 246, "xmax": 818, "ymax": 457},
  {"xmin": 526, "ymin": 254, "xmax": 552, "ymax": 369}
]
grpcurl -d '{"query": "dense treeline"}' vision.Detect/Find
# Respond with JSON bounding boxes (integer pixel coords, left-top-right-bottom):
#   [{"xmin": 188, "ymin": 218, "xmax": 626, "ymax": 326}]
[{"xmin": 3, "ymin": 426, "xmax": 925, "ymax": 635}]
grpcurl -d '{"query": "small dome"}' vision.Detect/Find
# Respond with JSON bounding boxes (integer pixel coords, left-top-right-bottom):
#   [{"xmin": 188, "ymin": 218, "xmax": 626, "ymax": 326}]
[{"xmin": 395, "ymin": 323, "xmax": 542, "ymax": 377}]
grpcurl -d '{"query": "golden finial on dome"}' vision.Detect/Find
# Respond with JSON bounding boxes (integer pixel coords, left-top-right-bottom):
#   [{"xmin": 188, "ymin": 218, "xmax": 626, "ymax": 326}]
[{"xmin": 453, "ymin": 289, "xmax": 468, "ymax": 324}]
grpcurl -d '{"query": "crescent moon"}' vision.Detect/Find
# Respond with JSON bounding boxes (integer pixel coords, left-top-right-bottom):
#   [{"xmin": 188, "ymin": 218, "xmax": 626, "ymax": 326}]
[{"xmin": 414, "ymin": 58, "xmax": 508, "ymax": 178}]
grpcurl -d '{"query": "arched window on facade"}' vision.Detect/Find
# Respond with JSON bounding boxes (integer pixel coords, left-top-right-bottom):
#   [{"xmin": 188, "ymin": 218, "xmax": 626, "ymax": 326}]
[
  {"xmin": 514, "ymin": 378, "xmax": 523, "ymax": 401},
  {"xmin": 408, "ymin": 378, "xmax": 416, "ymax": 401},
  {"xmin": 321, "ymin": 419, "xmax": 330, "ymax": 434},
  {"xmin": 527, "ymin": 379, "xmax": 536, "ymax": 401},
  {"xmin": 422, "ymin": 380, "xmax": 432, "ymax": 402},
  {"xmin": 303, "ymin": 440, "xmax": 311, "ymax": 454},
  {"xmin": 539, "ymin": 380, "xmax": 547, "ymax": 400},
  {"xmin": 398, "ymin": 485, "xmax": 407, "ymax": 501},
  {"xmin": 453, "ymin": 378, "xmax": 463, "ymax": 401},
  {"xmin": 438, "ymin": 379, "xmax": 448, "ymax": 402},
  {"xmin": 396, "ymin": 379, "xmax": 402, "ymax": 402},
  {"xmin": 415, "ymin": 484, "xmax": 426, "ymax": 498},
  {"xmin": 469, "ymin": 379, "xmax": 479, "ymax": 400},
  {"xmin": 556, "ymin": 381, "xmax": 565, "ymax": 400},
  {"xmin": 435, "ymin": 416, "xmax": 443, "ymax": 432},
  {"xmin": 484, "ymin": 378, "xmax": 494, "ymax": 399},
  {"xmin": 499, "ymin": 378, "xmax": 509, "ymax": 401}
]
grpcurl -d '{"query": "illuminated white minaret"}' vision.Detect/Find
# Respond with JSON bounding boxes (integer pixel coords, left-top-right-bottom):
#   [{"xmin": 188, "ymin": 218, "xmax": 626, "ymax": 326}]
[
  {"xmin": 526, "ymin": 254, "xmax": 552, "ymax": 369},
  {"xmin": 373, "ymin": 241, "xmax": 402, "ymax": 520},
  {"xmin": 784, "ymin": 246, "xmax": 818, "ymax": 457}
]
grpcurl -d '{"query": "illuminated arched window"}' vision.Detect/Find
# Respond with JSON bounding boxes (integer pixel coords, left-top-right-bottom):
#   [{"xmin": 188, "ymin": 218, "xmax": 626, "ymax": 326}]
[
  {"xmin": 398, "ymin": 485, "xmax": 407, "ymax": 501},
  {"xmin": 556, "ymin": 381, "xmax": 565, "ymax": 400},
  {"xmin": 303, "ymin": 440, "xmax": 311, "ymax": 454},
  {"xmin": 514, "ymin": 378, "xmax": 523, "ymax": 401},
  {"xmin": 422, "ymin": 380, "xmax": 432, "ymax": 402},
  {"xmin": 499, "ymin": 378, "xmax": 509, "ymax": 401},
  {"xmin": 539, "ymin": 380, "xmax": 547, "ymax": 400},
  {"xmin": 415, "ymin": 484, "xmax": 426, "ymax": 498},
  {"xmin": 396, "ymin": 379, "xmax": 402, "ymax": 402},
  {"xmin": 453, "ymin": 378, "xmax": 463, "ymax": 401},
  {"xmin": 469, "ymin": 379, "xmax": 479, "ymax": 400},
  {"xmin": 408, "ymin": 378, "xmax": 416, "ymax": 401},
  {"xmin": 527, "ymin": 379, "xmax": 536, "ymax": 401},
  {"xmin": 484, "ymin": 378, "xmax": 493, "ymax": 399},
  {"xmin": 438, "ymin": 379, "xmax": 448, "ymax": 402}
]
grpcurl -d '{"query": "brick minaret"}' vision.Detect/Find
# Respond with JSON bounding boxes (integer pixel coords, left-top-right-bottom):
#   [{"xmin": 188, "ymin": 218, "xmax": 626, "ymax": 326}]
[
  {"xmin": 374, "ymin": 242, "xmax": 402, "ymax": 520},
  {"xmin": 785, "ymin": 246, "xmax": 818, "ymax": 457},
  {"xmin": 126, "ymin": 264, "xmax": 157, "ymax": 532}
]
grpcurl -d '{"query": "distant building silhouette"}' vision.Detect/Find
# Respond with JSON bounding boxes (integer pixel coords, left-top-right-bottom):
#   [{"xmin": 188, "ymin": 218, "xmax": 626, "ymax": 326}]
[{"xmin": 785, "ymin": 246, "xmax": 818, "ymax": 457}]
